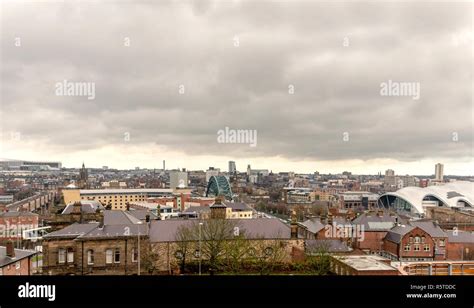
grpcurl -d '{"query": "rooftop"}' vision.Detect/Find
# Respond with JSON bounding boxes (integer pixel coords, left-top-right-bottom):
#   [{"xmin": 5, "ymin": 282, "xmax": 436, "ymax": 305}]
[
  {"xmin": 335, "ymin": 255, "xmax": 397, "ymax": 272},
  {"xmin": 0, "ymin": 247, "xmax": 36, "ymax": 268}
]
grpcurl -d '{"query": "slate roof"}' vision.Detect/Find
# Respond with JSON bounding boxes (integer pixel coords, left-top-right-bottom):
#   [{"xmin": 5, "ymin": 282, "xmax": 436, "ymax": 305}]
[
  {"xmin": 61, "ymin": 200, "xmax": 104, "ymax": 214},
  {"xmin": 222, "ymin": 202, "xmax": 253, "ymax": 211},
  {"xmin": 352, "ymin": 213, "xmax": 399, "ymax": 231},
  {"xmin": 384, "ymin": 225, "xmax": 415, "ymax": 244},
  {"xmin": 298, "ymin": 216, "xmax": 352, "ymax": 235},
  {"xmin": 446, "ymin": 230, "xmax": 474, "ymax": 243},
  {"xmin": 43, "ymin": 223, "xmax": 100, "ymax": 239},
  {"xmin": 127, "ymin": 209, "xmax": 159, "ymax": 221},
  {"xmin": 409, "ymin": 220, "xmax": 447, "ymax": 238},
  {"xmin": 305, "ymin": 239, "xmax": 352, "ymax": 253},
  {"xmin": 0, "ymin": 211, "xmax": 38, "ymax": 218},
  {"xmin": 149, "ymin": 218, "xmax": 291, "ymax": 242},
  {"xmin": 77, "ymin": 224, "xmax": 148, "ymax": 240},
  {"xmin": 103, "ymin": 210, "xmax": 142, "ymax": 225},
  {"xmin": 0, "ymin": 247, "xmax": 36, "ymax": 268}
]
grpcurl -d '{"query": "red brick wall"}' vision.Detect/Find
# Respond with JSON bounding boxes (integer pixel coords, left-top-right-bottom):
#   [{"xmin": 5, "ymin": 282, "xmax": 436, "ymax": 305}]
[
  {"xmin": 0, "ymin": 215, "xmax": 39, "ymax": 241},
  {"xmin": 358, "ymin": 231, "xmax": 387, "ymax": 252},
  {"xmin": 384, "ymin": 227, "xmax": 436, "ymax": 260},
  {"xmin": 0, "ymin": 257, "xmax": 32, "ymax": 275},
  {"xmin": 446, "ymin": 243, "xmax": 474, "ymax": 260}
]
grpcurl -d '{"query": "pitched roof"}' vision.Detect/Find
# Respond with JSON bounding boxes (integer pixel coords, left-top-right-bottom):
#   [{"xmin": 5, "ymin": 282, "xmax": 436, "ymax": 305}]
[
  {"xmin": 61, "ymin": 200, "xmax": 104, "ymax": 214},
  {"xmin": 0, "ymin": 247, "xmax": 36, "ymax": 268},
  {"xmin": 43, "ymin": 223, "xmax": 99, "ymax": 239},
  {"xmin": 352, "ymin": 213, "xmax": 399, "ymax": 231},
  {"xmin": 77, "ymin": 224, "xmax": 147, "ymax": 239},
  {"xmin": 409, "ymin": 220, "xmax": 447, "ymax": 238},
  {"xmin": 104, "ymin": 210, "xmax": 142, "ymax": 225},
  {"xmin": 0, "ymin": 211, "xmax": 38, "ymax": 218},
  {"xmin": 184, "ymin": 206, "xmax": 211, "ymax": 213},
  {"xmin": 149, "ymin": 218, "xmax": 291, "ymax": 242},
  {"xmin": 222, "ymin": 202, "xmax": 252, "ymax": 211},
  {"xmin": 384, "ymin": 225, "xmax": 415, "ymax": 243},
  {"xmin": 305, "ymin": 239, "xmax": 352, "ymax": 253},
  {"xmin": 446, "ymin": 230, "xmax": 474, "ymax": 243},
  {"xmin": 298, "ymin": 218, "xmax": 325, "ymax": 234},
  {"xmin": 127, "ymin": 209, "xmax": 158, "ymax": 221}
]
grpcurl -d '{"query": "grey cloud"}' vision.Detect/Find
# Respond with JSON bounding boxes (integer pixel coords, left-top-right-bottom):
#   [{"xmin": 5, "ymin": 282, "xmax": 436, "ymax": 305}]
[{"xmin": 1, "ymin": 1, "xmax": 472, "ymax": 164}]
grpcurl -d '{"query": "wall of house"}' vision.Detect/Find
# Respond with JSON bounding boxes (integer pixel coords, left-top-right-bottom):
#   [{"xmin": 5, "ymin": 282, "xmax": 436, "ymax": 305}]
[
  {"xmin": 0, "ymin": 257, "xmax": 31, "ymax": 275},
  {"xmin": 446, "ymin": 243, "xmax": 474, "ymax": 260},
  {"xmin": 43, "ymin": 237, "xmax": 146, "ymax": 275},
  {"xmin": 357, "ymin": 231, "xmax": 387, "ymax": 252}
]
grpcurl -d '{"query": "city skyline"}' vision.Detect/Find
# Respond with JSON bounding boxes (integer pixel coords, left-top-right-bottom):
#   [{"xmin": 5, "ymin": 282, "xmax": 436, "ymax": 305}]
[{"xmin": 1, "ymin": 2, "xmax": 472, "ymax": 176}]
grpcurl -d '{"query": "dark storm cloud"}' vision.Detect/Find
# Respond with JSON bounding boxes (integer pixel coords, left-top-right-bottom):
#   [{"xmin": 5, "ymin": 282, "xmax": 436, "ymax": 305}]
[{"xmin": 1, "ymin": 1, "xmax": 472, "ymax": 162}]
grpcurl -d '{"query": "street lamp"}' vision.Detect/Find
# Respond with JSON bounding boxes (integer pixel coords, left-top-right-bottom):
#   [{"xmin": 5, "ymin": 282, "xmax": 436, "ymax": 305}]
[
  {"xmin": 199, "ymin": 222, "xmax": 203, "ymax": 276},
  {"xmin": 137, "ymin": 221, "xmax": 143, "ymax": 276}
]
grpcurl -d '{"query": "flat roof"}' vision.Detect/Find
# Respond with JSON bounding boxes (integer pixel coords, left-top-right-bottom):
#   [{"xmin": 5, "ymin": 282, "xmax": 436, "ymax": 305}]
[
  {"xmin": 335, "ymin": 255, "xmax": 397, "ymax": 271},
  {"xmin": 80, "ymin": 189, "xmax": 173, "ymax": 194}
]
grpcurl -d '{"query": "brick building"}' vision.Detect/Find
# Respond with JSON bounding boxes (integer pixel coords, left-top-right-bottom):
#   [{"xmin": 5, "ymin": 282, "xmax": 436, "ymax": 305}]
[
  {"xmin": 0, "ymin": 211, "xmax": 39, "ymax": 244},
  {"xmin": 0, "ymin": 241, "xmax": 36, "ymax": 275},
  {"xmin": 446, "ymin": 230, "xmax": 474, "ymax": 260},
  {"xmin": 331, "ymin": 255, "xmax": 399, "ymax": 276},
  {"xmin": 383, "ymin": 225, "xmax": 437, "ymax": 261}
]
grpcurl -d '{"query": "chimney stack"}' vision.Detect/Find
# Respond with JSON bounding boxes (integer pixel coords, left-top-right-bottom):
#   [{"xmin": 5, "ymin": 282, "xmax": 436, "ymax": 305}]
[
  {"xmin": 98, "ymin": 210, "xmax": 105, "ymax": 228},
  {"xmin": 290, "ymin": 210, "xmax": 298, "ymax": 239},
  {"xmin": 72, "ymin": 201, "xmax": 82, "ymax": 214},
  {"xmin": 6, "ymin": 240, "xmax": 15, "ymax": 258},
  {"xmin": 320, "ymin": 214, "xmax": 327, "ymax": 225},
  {"xmin": 327, "ymin": 212, "xmax": 334, "ymax": 226}
]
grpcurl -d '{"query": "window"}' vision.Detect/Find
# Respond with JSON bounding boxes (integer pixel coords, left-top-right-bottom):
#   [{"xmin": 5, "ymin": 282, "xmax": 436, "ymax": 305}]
[
  {"xmin": 414, "ymin": 244, "xmax": 420, "ymax": 251},
  {"xmin": 15, "ymin": 261, "xmax": 21, "ymax": 270},
  {"xmin": 132, "ymin": 248, "xmax": 138, "ymax": 263},
  {"xmin": 404, "ymin": 244, "xmax": 411, "ymax": 251},
  {"xmin": 87, "ymin": 250, "xmax": 94, "ymax": 265},
  {"xmin": 58, "ymin": 248, "xmax": 66, "ymax": 264},
  {"xmin": 409, "ymin": 236, "xmax": 413, "ymax": 243},
  {"xmin": 106, "ymin": 249, "xmax": 113, "ymax": 264},
  {"xmin": 424, "ymin": 244, "xmax": 430, "ymax": 252},
  {"xmin": 421, "ymin": 236, "xmax": 425, "ymax": 243},
  {"xmin": 114, "ymin": 248, "xmax": 120, "ymax": 263},
  {"xmin": 414, "ymin": 236, "xmax": 421, "ymax": 243},
  {"xmin": 439, "ymin": 239, "xmax": 445, "ymax": 247},
  {"xmin": 67, "ymin": 248, "xmax": 74, "ymax": 263}
]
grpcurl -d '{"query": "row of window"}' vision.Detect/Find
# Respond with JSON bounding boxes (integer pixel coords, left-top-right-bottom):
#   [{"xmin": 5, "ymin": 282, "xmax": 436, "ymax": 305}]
[
  {"xmin": 404, "ymin": 244, "xmax": 430, "ymax": 252},
  {"xmin": 408, "ymin": 236, "xmax": 446, "ymax": 247},
  {"xmin": 0, "ymin": 261, "xmax": 21, "ymax": 275},
  {"xmin": 58, "ymin": 248, "xmax": 139, "ymax": 265}
]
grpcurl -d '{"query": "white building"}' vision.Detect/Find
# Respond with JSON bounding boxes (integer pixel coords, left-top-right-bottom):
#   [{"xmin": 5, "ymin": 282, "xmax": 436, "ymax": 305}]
[
  {"xmin": 170, "ymin": 170, "xmax": 188, "ymax": 189},
  {"xmin": 435, "ymin": 163, "xmax": 444, "ymax": 181}
]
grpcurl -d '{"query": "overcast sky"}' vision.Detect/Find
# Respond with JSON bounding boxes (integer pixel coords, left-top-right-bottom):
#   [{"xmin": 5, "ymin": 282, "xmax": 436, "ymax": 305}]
[{"xmin": 1, "ymin": 1, "xmax": 472, "ymax": 175}]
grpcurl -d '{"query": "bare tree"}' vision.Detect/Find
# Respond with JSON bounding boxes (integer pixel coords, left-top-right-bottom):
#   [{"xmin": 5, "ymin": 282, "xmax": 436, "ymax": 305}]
[
  {"xmin": 251, "ymin": 237, "xmax": 287, "ymax": 275},
  {"xmin": 200, "ymin": 219, "xmax": 237, "ymax": 273},
  {"xmin": 306, "ymin": 240, "xmax": 331, "ymax": 275},
  {"xmin": 174, "ymin": 223, "xmax": 196, "ymax": 273},
  {"xmin": 222, "ymin": 230, "xmax": 249, "ymax": 274}
]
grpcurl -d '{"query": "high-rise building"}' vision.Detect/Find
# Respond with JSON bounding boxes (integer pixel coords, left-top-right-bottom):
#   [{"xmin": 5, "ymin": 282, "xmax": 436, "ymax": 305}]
[
  {"xmin": 228, "ymin": 161, "xmax": 236, "ymax": 174},
  {"xmin": 435, "ymin": 163, "xmax": 444, "ymax": 181},
  {"xmin": 170, "ymin": 169, "xmax": 188, "ymax": 189}
]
